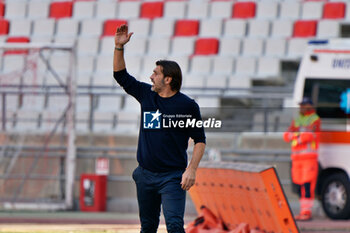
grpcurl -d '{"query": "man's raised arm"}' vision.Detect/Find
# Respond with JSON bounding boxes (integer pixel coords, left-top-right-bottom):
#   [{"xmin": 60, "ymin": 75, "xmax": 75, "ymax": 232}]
[{"xmin": 114, "ymin": 25, "xmax": 133, "ymax": 72}]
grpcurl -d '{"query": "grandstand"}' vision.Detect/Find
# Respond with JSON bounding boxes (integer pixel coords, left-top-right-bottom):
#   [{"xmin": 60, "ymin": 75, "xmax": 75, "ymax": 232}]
[{"xmin": 0, "ymin": 0, "xmax": 347, "ymax": 212}]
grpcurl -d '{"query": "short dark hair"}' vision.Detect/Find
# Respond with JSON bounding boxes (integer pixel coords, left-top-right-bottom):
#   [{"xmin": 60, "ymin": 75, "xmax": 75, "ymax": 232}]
[{"xmin": 156, "ymin": 60, "xmax": 182, "ymax": 92}]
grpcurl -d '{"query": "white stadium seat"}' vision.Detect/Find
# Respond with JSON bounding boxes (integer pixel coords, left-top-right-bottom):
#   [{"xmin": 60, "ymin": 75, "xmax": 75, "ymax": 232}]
[
  {"xmin": 73, "ymin": 1, "xmax": 96, "ymax": 19},
  {"xmin": 28, "ymin": 0, "xmax": 50, "ymax": 19},
  {"xmin": 187, "ymin": 2, "xmax": 209, "ymax": 19},
  {"xmin": 199, "ymin": 19, "xmax": 223, "ymax": 37},
  {"xmin": 147, "ymin": 37, "xmax": 171, "ymax": 56},
  {"xmin": 95, "ymin": 1, "xmax": 117, "ymax": 19},
  {"xmin": 212, "ymin": 56, "xmax": 235, "ymax": 76},
  {"xmin": 265, "ymin": 38, "xmax": 287, "ymax": 57},
  {"xmin": 287, "ymin": 38, "xmax": 309, "ymax": 59},
  {"xmin": 151, "ymin": 19, "xmax": 175, "ymax": 37},
  {"xmin": 209, "ymin": 1, "xmax": 233, "ymax": 19},
  {"xmin": 219, "ymin": 38, "xmax": 241, "ymax": 56},
  {"xmin": 5, "ymin": 1, "xmax": 27, "ymax": 19},
  {"xmin": 206, "ymin": 75, "xmax": 228, "ymax": 89},
  {"xmin": 235, "ymin": 57, "xmax": 257, "ymax": 76},
  {"xmin": 77, "ymin": 37, "xmax": 100, "ymax": 55},
  {"xmin": 117, "ymin": 1, "xmax": 141, "ymax": 19},
  {"xmin": 301, "ymin": 1, "xmax": 323, "ymax": 20},
  {"xmin": 317, "ymin": 20, "xmax": 340, "ymax": 39},
  {"xmin": 9, "ymin": 19, "xmax": 32, "ymax": 37},
  {"xmin": 271, "ymin": 20, "xmax": 293, "ymax": 38},
  {"xmin": 164, "ymin": 1, "xmax": 187, "ymax": 19},
  {"xmin": 256, "ymin": 1, "xmax": 279, "ymax": 19},
  {"xmin": 242, "ymin": 38, "xmax": 265, "ymax": 57},
  {"xmin": 129, "ymin": 19, "xmax": 151, "ymax": 37},
  {"xmin": 32, "ymin": 19, "xmax": 55, "ymax": 38},
  {"xmin": 223, "ymin": 19, "xmax": 247, "ymax": 37},
  {"xmin": 256, "ymin": 57, "xmax": 281, "ymax": 78},
  {"xmin": 248, "ymin": 20, "xmax": 270, "ymax": 38},
  {"xmin": 56, "ymin": 19, "xmax": 79, "ymax": 37},
  {"xmin": 80, "ymin": 19, "xmax": 104, "ymax": 37},
  {"xmin": 190, "ymin": 56, "xmax": 212, "ymax": 75},
  {"xmin": 280, "ymin": 2, "xmax": 301, "ymax": 19},
  {"xmin": 171, "ymin": 37, "xmax": 195, "ymax": 56}
]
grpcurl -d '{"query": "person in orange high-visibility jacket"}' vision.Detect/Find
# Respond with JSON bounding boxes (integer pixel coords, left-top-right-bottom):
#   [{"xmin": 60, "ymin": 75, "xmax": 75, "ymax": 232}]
[{"xmin": 284, "ymin": 97, "xmax": 321, "ymax": 221}]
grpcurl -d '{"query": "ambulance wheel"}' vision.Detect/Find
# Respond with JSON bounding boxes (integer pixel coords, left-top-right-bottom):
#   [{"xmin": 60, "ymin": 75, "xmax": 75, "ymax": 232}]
[{"xmin": 321, "ymin": 173, "xmax": 350, "ymax": 219}]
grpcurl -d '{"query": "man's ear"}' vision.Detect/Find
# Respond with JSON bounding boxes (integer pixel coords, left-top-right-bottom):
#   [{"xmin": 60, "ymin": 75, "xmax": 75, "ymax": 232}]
[{"xmin": 165, "ymin": 76, "xmax": 172, "ymax": 85}]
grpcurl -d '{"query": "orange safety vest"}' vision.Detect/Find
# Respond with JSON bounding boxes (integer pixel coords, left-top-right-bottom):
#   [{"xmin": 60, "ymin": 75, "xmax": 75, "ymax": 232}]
[{"xmin": 283, "ymin": 110, "xmax": 321, "ymax": 184}]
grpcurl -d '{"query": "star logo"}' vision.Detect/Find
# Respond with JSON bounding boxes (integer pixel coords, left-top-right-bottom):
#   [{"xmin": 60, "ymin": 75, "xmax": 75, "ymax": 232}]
[{"xmin": 143, "ymin": 110, "xmax": 162, "ymax": 129}]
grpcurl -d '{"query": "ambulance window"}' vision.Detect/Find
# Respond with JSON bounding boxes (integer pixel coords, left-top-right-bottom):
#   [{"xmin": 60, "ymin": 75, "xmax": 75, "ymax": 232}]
[{"xmin": 303, "ymin": 78, "xmax": 350, "ymax": 119}]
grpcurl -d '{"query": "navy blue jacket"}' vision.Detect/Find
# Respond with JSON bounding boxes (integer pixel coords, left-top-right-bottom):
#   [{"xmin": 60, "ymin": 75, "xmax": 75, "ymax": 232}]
[{"xmin": 114, "ymin": 69, "xmax": 206, "ymax": 172}]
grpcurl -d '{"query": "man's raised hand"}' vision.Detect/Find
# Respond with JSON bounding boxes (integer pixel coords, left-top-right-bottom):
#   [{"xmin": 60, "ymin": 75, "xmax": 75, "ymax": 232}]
[{"xmin": 115, "ymin": 24, "xmax": 133, "ymax": 48}]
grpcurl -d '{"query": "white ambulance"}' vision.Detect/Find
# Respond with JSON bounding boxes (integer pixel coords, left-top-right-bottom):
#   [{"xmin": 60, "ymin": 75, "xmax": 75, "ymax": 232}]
[{"xmin": 291, "ymin": 39, "xmax": 350, "ymax": 219}]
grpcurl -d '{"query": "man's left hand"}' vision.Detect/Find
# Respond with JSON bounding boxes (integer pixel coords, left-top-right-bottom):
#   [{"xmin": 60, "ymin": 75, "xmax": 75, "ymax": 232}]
[{"xmin": 181, "ymin": 168, "xmax": 196, "ymax": 191}]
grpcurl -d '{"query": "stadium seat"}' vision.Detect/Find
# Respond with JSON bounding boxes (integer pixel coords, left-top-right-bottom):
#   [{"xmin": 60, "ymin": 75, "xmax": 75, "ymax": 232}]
[
  {"xmin": 56, "ymin": 18, "xmax": 79, "ymax": 37},
  {"xmin": 209, "ymin": 1, "xmax": 233, "ymax": 19},
  {"xmin": 265, "ymin": 38, "xmax": 287, "ymax": 57},
  {"xmin": 77, "ymin": 55, "xmax": 96, "ymax": 75},
  {"xmin": 9, "ymin": 19, "xmax": 32, "ymax": 37},
  {"xmin": 190, "ymin": 56, "xmax": 212, "ymax": 75},
  {"xmin": 95, "ymin": 54, "xmax": 113, "ymax": 74},
  {"xmin": 171, "ymin": 37, "xmax": 195, "ymax": 55},
  {"xmin": 151, "ymin": 19, "xmax": 175, "ymax": 37},
  {"xmin": 5, "ymin": 37, "xmax": 30, "ymax": 55},
  {"xmin": 99, "ymin": 37, "xmax": 114, "ymax": 54},
  {"xmin": 229, "ymin": 75, "xmax": 251, "ymax": 88},
  {"xmin": 287, "ymin": 38, "xmax": 308, "ymax": 58},
  {"xmin": 0, "ymin": 2, "xmax": 4, "ymax": 18},
  {"xmin": 323, "ymin": 2, "xmax": 345, "ymax": 19},
  {"xmin": 141, "ymin": 55, "xmax": 159, "ymax": 77},
  {"xmin": 232, "ymin": 2, "xmax": 256, "ymax": 19},
  {"xmin": 125, "ymin": 37, "xmax": 147, "ymax": 56},
  {"xmin": 242, "ymin": 38, "xmax": 264, "ymax": 57},
  {"xmin": 0, "ymin": 19, "xmax": 9, "ymax": 35},
  {"xmin": 223, "ymin": 19, "xmax": 247, "ymax": 37},
  {"xmin": 140, "ymin": 2, "xmax": 164, "ymax": 19},
  {"xmin": 183, "ymin": 74, "xmax": 205, "ymax": 88},
  {"xmin": 293, "ymin": 20, "xmax": 317, "ymax": 37},
  {"xmin": 129, "ymin": 19, "xmax": 151, "ymax": 37},
  {"xmin": 219, "ymin": 38, "xmax": 241, "ymax": 56},
  {"xmin": 32, "ymin": 19, "xmax": 55, "ymax": 39},
  {"xmin": 49, "ymin": 1, "xmax": 73, "ymax": 19},
  {"xmin": 248, "ymin": 20, "xmax": 270, "ymax": 38},
  {"xmin": 73, "ymin": 1, "xmax": 96, "ymax": 19},
  {"xmin": 2, "ymin": 54, "xmax": 26, "ymax": 75},
  {"xmin": 92, "ymin": 71, "xmax": 114, "ymax": 87},
  {"xmin": 115, "ymin": 111, "xmax": 139, "ymax": 133},
  {"xmin": 199, "ymin": 19, "xmax": 222, "ymax": 37},
  {"xmin": 317, "ymin": 20, "xmax": 340, "ymax": 38},
  {"xmin": 212, "ymin": 56, "xmax": 235, "ymax": 76},
  {"xmin": 280, "ymin": 2, "xmax": 301, "ymax": 19},
  {"xmin": 301, "ymin": 1, "xmax": 323, "ymax": 19},
  {"xmin": 27, "ymin": 1, "xmax": 50, "ymax": 19},
  {"xmin": 166, "ymin": 55, "xmax": 189, "ymax": 73},
  {"xmin": 164, "ymin": 1, "xmax": 186, "ymax": 18},
  {"xmin": 256, "ymin": 57, "xmax": 280, "ymax": 78},
  {"xmin": 123, "ymin": 96, "xmax": 140, "ymax": 112},
  {"xmin": 256, "ymin": 1, "xmax": 279, "ymax": 19},
  {"xmin": 147, "ymin": 37, "xmax": 170, "ymax": 56},
  {"xmin": 187, "ymin": 2, "xmax": 209, "ymax": 19},
  {"xmin": 174, "ymin": 20, "xmax": 199, "ymax": 36},
  {"xmin": 194, "ymin": 38, "xmax": 219, "ymax": 55},
  {"xmin": 235, "ymin": 57, "xmax": 257, "ymax": 76},
  {"xmin": 80, "ymin": 19, "xmax": 104, "ymax": 37},
  {"xmin": 123, "ymin": 55, "xmax": 142, "ymax": 75},
  {"xmin": 117, "ymin": 1, "xmax": 140, "ymax": 19},
  {"xmin": 46, "ymin": 95, "xmax": 69, "ymax": 112},
  {"xmin": 5, "ymin": 1, "xmax": 27, "ymax": 19},
  {"xmin": 95, "ymin": 1, "xmax": 117, "ymax": 19},
  {"xmin": 103, "ymin": 20, "xmax": 128, "ymax": 37},
  {"xmin": 271, "ymin": 20, "xmax": 293, "ymax": 38},
  {"xmin": 206, "ymin": 75, "xmax": 228, "ymax": 89},
  {"xmin": 93, "ymin": 112, "xmax": 115, "ymax": 133}
]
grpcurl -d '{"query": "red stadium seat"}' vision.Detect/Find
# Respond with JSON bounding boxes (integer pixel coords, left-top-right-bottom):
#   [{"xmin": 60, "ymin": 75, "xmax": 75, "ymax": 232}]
[
  {"xmin": 194, "ymin": 38, "xmax": 219, "ymax": 55},
  {"xmin": 103, "ymin": 20, "xmax": 128, "ymax": 37},
  {"xmin": 5, "ymin": 37, "xmax": 30, "ymax": 55},
  {"xmin": 293, "ymin": 20, "xmax": 317, "ymax": 37},
  {"xmin": 0, "ymin": 2, "xmax": 4, "ymax": 17},
  {"xmin": 175, "ymin": 20, "xmax": 199, "ymax": 36},
  {"xmin": 140, "ymin": 2, "xmax": 164, "ymax": 19},
  {"xmin": 50, "ymin": 1, "xmax": 73, "ymax": 19},
  {"xmin": 232, "ymin": 2, "xmax": 256, "ymax": 19},
  {"xmin": 0, "ymin": 19, "xmax": 9, "ymax": 35},
  {"xmin": 323, "ymin": 2, "xmax": 346, "ymax": 19}
]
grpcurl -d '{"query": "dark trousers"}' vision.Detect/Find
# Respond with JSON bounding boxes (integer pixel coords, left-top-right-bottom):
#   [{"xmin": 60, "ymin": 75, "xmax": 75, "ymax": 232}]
[{"xmin": 132, "ymin": 166, "xmax": 186, "ymax": 233}]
